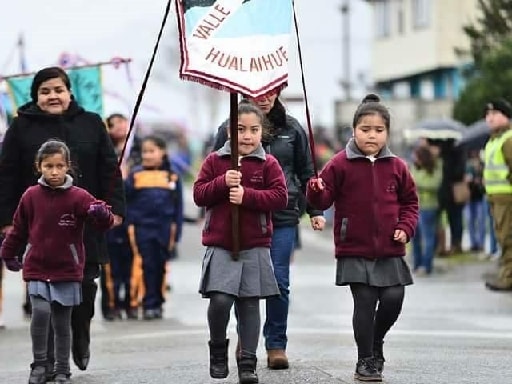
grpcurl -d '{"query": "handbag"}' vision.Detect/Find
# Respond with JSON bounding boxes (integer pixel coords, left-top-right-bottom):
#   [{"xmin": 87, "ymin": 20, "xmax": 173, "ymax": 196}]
[{"xmin": 452, "ymin": 181, "xmax": 470, "ymax": 204}]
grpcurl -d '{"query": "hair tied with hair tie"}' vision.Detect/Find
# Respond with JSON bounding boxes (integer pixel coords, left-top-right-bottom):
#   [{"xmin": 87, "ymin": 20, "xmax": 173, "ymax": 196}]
[{"xmin": 362, "ymin": 93, "xmax": 380, "ymax": 104}]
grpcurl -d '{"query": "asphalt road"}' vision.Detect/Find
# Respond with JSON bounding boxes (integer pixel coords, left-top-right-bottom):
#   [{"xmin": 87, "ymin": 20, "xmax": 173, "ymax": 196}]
[{"xmin": 1, "ymin": 198, "xmax": 512, "ymax": 383}]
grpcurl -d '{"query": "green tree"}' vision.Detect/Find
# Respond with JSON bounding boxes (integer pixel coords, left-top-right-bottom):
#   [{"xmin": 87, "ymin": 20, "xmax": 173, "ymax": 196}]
[
  {"xmin": 462, "ymin": 0, "xmax": 512, "ymax": 67},
  {"xmin": 453, "ymin": 37, "xmax": 512, "ymax": 124}
]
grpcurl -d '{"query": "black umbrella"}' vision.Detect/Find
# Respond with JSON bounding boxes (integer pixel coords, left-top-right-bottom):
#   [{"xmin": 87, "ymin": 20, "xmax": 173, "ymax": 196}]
[
  {"xmin": 456, "ymin": 120, "xmax": 490, "ymax": 150},
  {"xmin": 404, "ymin": 118, "xmax": 466, "ymax": 142}
]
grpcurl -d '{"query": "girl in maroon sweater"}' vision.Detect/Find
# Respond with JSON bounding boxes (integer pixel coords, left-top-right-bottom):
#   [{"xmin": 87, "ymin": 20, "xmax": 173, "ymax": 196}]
[
  {"xmin": 0, "ymin": 140, "xmax": 113, "ymax": 384},
  {"xmin": 307, "ymin": 94, "xmax": 419, "ymax": 382},
  {"xmin": 194, "ymin": 100, "xmax": 287, "ymax": 384}
]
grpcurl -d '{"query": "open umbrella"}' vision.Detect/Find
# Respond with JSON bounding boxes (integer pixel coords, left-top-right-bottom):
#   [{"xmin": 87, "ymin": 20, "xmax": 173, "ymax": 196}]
[
  {"xmin": 456, "ymin": 120, "xmax": 490, "ymax": 150},
  {"xmin": 404, "ymin": 118, "xmax": 465, "ymax": 142}
]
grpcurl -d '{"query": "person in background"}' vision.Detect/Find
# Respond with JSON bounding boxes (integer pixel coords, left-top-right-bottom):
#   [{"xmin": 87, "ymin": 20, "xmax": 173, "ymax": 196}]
[
  {"xmin": 194, "ymin": 100, "xmax": 287, "ymax": 384},
  {"xmin": 428, "ymin": 138, "xmax": 467, "ymax": 254},
  {"xmin": 0, "ymin": 67, "xmax": 125, "ymax": 371},
  {"xmin": 465, "ymin": 149, "xmax": 486, "ymax": 253},
  {"xmin": 307, "ymin": 94, "xmax": 419, "ymax": 382},
  {"xmin": 125, "ymin": 135, "xmax": 183, "ymax": 319},
  {"xmin": 482, "ymin": 99, "xmax": 512, "ymax": 291},
  {"xmin": 212, "ymin": 91, "xmax": 325, "ymax": 369},
  {"xmin": 100, "ymin": 113, "xmax": 137, "ymax": 320},
  {"xmin": 411, "ymin": 145, "xmax": 442, "ymax": 275},
  {"xmin": 0, "ymin": 139, "xmax": 114, "ymax": 384}
]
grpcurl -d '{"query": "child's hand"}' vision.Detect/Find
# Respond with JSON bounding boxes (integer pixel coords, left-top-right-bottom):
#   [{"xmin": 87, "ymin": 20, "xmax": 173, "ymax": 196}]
[
  {"xmin": 310, "ymin": 215, "xmax": 326, "ymax": 231},
  {"xmin": 225, "ymin": 170, "xmax": 242, "ymax": 187},
  {"xmin": 88, "ymin": 201, "xmax": 111, "ymax": 222},
  {"xmin": 309, "ymin": 178, "xmax": 325, "ymax": 192},
  {"xmin": 393, "ymin": 229, "xmax": 407, "ymax": 243},
  {"xmin": 229, "ymin": 185, "xmax": 244, "ymax": 205},
  {"xmin": 4, "ymin": 258, "xmax": 22, "ymax": 272}
]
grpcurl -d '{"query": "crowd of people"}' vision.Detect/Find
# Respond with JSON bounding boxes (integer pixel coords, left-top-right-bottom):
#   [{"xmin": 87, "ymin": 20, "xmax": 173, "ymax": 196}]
[{"xmin": 0, "ymin": 65, "xmax": 511, "ymax": 384}]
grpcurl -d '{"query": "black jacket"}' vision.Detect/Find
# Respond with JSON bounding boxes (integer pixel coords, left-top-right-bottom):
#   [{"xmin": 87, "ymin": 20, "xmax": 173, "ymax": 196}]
[
  {"xmin": 213, "ymin": 112, "xmax": 322, "ymax": 227},
  {"xmin": 0, "ymin": 101, "xmax": 125, "ymax": 263}
]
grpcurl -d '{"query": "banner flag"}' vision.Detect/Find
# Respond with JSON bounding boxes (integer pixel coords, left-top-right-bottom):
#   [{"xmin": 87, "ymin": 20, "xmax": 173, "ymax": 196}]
[
  {"xmin": 5, "ymin": 66, "xmax": 104, "ymax": 116},
  {"xmin": 176, "ymin": 0, "xmax": 293, "ymax": 97}
]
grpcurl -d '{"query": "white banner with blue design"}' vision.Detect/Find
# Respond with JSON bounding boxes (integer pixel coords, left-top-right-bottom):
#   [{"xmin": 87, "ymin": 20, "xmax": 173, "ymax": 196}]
[{"xmin": 176, "ymin": 0, "xmax": 293, "ymax": 97}]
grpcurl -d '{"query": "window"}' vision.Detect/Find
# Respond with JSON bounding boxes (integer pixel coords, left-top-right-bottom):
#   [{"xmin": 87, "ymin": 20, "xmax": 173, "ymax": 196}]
[
  {"xmin": 397, "ymin": 0, "xmax": 405, "ymax": 34},
  {"xmin": 375, "ymin": 0, "xmax": 391, "ymax": 38},
  {"xmin": 412, "ymin": 0, "xmax": 430, "ymax": 29}
]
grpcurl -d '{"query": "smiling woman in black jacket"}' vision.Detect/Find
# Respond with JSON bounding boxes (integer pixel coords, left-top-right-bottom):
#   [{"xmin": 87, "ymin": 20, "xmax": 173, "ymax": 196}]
[
  {"xmin": 0, "ymin": 67, "xmax": 125, "ymax": 376},
  {"xmin": 212, "ymin": 93, "xmax": 325, "ymax": 369}
]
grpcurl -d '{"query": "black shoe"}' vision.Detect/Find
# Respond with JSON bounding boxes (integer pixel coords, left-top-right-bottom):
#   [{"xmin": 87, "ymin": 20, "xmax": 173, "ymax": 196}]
[
  {"xmin": 238, "ymin": 353, "xmax": 258, "ymax": 384},
  {"xmin": 126, "ymin": 307, "xmax": 139, "ymax": 320},
  {"xmin": 45, "ymin": 360, "xmax": 55, "ymax": 381},
  {"xmin": 72, "ymin": 340, "xmax": 90, "ymax": 371},
  {"xmin": 28, "ymin": 364, "xmax": 46, "ymax": 384},
  {"xmin": 208, "ymin": 339, "xmax": 229, "ymax": 379},
  {"xmin": 104, "ymin": 308, "xmax": 122, "ymax": 321},
  {"xmin": 143, "ymin": 309, "xmax": 156, "ymax": 320},
  {"xmin": 54, "ymin": 373, "xmax": 72, "ymax": 383},
  {"xmin": 354, "ymin": 357, "xmax": 382, "ymax": 382},
  {"xmin": 153, "ymin": 307, "xmax": 163, "ymax": 319},
  {"xmin": 373, "ymin": 342, "xmax": 385, "ymax": 374}
]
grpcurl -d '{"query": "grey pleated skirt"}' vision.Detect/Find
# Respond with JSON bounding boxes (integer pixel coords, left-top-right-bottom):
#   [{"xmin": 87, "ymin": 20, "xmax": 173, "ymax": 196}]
[
  {"xmin": 336, "ymin": 256, "xmax": 413, "ymax": 287},
  {"xmin": 199, "ymin": 246, "xmax": 280, "ymax": 298},
  {"xmin": 28, "ymin": 281, "xmax": 82, "ymax": 306}
]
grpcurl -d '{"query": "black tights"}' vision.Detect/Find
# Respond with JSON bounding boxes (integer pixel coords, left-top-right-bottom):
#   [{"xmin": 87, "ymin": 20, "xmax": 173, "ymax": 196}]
[
  {"xmin": 208, "ymin": 293, "xmax": 260, "ymax": 356},
  {"xmin": 349, "ymin": 284, "xmax": 405, "ymax": 359}
]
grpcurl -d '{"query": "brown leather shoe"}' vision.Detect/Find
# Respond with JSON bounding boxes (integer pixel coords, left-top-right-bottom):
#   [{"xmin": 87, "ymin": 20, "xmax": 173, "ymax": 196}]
[
  {"xmin": 485, "ymin": 278, "xmax": 512, "ymax": 291},
  {"xmin": 267, "ymin": 349, "xmax": 289, "ymax": 370}
]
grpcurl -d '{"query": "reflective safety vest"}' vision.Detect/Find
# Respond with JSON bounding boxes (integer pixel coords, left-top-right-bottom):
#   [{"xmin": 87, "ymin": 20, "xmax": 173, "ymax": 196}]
[{"xmin": 484, "ymin": 129, "xmax": 512, "ymax": 195}]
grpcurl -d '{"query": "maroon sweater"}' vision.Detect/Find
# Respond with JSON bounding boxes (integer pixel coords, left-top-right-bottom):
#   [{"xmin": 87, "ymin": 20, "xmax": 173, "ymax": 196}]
[
  {"xmin": 307, "ymin": 140, "xmax": 419, "ymax": 259},
  {"xmin": 193, "ymin": 143, "xmax": 287, "ymax": 251},
  {"xmin": 0, "ymin": 176, "xmax": 113, "ymax": 282}
]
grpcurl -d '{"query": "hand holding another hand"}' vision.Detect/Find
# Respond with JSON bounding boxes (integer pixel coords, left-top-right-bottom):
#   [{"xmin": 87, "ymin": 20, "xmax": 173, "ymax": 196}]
[{"xmin": 309, "ymin": 178, "xmax": 325, "ymax": 192}]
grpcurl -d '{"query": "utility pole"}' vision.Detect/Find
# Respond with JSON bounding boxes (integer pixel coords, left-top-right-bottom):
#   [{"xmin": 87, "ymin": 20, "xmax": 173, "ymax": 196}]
[
  {"xmin": 340, "ymin": 0, "xmax": 351, "ymax": 100},
  {"xmin": 17, "ymin": 33, "xmax": 27, "ymax": 73}
]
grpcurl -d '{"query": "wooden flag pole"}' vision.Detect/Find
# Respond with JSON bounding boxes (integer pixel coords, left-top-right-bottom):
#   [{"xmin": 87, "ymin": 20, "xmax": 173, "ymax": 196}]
[{"xmin": 229, "ymin": 92, "xmax": 240, "ymax": 260}]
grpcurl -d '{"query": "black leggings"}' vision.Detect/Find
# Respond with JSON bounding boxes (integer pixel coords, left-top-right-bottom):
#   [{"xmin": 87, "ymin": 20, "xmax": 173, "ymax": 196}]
[
  {"xmin": 208, "ymin": 293, "xmax": 260, "ymax": 356},
  {"xmin": 349, "ymin": 284, "xmax": 405, "ymax": 359}
]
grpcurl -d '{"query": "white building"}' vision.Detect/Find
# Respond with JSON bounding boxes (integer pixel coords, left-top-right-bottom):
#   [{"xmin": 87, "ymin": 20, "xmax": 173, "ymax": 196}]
[{"xmin": 335, "ymin": 0, "xmax": 479, "ymax": 149}]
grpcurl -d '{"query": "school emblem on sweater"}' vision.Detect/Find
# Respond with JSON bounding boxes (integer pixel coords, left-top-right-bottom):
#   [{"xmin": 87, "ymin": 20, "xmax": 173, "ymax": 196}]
[
  {"xmin": 176, "ymin": 0, "xmax": 293, "ymax": 97},
  {"xmin": 58, "ymin": 214, "xmax": 77, "ymax": 227}
]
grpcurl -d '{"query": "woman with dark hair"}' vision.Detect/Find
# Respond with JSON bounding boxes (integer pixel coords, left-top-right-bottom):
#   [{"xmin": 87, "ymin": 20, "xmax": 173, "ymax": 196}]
[
  {"xmin": 212, "ymin": 91, "xmax": 325, "ymax": 369},
  {"xmin": 0, "ymin": 66, "xmax": 125, "ymax": 377},
  {"xmin": 411, "ymin": 145, "xmax": 442, "ymax": 275}
]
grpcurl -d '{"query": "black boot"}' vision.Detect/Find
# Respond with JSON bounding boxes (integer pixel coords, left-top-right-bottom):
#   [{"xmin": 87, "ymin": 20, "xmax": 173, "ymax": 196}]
[
  {"xmin": 238, "ymin": 353, "xmax": 258, "ymax": 384},
  {"xmin": 208, "ymin": 339, "xmax": 229, "ymax": 379},
  {"xmin": 28, "ymin": 364, "xmax": 46, "ymax": 384},
  {"xmin": 354, "ymin": 357, "xmax": 382, "ymax": 382},
  {"xmin": 373, "ymin": 341, "xmax": 385, "ymax": 374}
]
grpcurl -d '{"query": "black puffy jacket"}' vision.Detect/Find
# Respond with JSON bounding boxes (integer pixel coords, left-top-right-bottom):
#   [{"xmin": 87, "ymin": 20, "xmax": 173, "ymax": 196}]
[
  {"xmin": 213, "ymin": 106, "xmax": 322, "ymax": 227},
  {"xmin": 0, "ymin": 101, "xmax": 125, "ymax": 263}
]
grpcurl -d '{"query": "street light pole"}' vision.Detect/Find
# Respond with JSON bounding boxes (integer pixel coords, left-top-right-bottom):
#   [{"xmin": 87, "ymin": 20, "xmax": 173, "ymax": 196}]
[{"xmin": 340, "ymin": 0, "xmax": 351, "ymax": 100}]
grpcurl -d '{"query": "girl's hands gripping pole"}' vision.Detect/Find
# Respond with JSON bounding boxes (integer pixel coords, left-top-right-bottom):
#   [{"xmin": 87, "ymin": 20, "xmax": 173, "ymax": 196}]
[{"xmin": 225, "ymin": 170, "xmax": 244, "ymax": 205}]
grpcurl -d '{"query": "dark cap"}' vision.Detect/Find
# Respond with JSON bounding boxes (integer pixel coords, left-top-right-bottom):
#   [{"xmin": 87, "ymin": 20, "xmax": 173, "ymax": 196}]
[
  {"xmin": 484, "ymin": 98, "xmax": 512, "ymax": 119},
  {"xmin": 30, "ymin": 67, "xmax": 71, "ymax": 102}
]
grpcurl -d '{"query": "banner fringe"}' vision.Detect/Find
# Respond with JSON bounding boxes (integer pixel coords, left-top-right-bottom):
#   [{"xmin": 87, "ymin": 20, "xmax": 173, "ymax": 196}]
[{"xmin": 179, "ymin": 74, "xmax": 288, "ymax": 99}]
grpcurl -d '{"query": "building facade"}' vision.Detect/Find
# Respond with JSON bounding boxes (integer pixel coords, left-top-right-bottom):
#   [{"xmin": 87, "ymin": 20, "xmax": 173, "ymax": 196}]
[{"xmin": 335, "ymin": 0, "xmax": 479, "ymax": 151}]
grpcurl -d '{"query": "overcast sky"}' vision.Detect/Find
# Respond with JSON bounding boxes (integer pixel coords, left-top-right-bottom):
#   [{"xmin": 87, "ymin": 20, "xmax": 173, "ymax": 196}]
[{"xmin": 0, "ymin": 0, "xmax": 372, "ymax": 137}]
